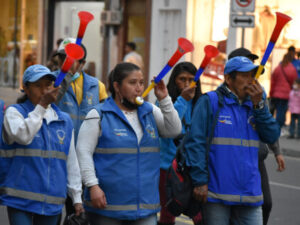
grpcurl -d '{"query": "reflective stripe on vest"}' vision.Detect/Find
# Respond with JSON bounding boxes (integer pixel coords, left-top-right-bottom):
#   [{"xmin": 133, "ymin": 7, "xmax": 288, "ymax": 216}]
[
  {"xmin": 0, "ymin": 187, "xmax": 65, "ymax": 205},
  {"xmin": 94, "ymin": 147, "xmax": 159, "ymax": 154},
  {"xmin": 84, "ymin": 201, "xmax": 160, "ymax": 211},
  {"xmin": 211, "ymin": 137, "xmax": 259, "ymax": 148},
  {"xmin": 0, "ymin": 148, "xmax": 67, "ymax": 160},
  {"xmin": 69, "ymin": 114, "xmax": 86, "ymax": 121},
  {"xmin": 208, "ymin": 191, "xmax": 263, "ymax": 203}
]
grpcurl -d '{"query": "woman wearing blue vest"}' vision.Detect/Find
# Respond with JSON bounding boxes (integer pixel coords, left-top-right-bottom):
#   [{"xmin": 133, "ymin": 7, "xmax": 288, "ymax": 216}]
[
  {"xmin": 157, "ymin": 62, "xmax": 202, "ymax": 225},
  {"xmin": 76, "ymin": 62, "xmax": 182, "ymax": 225},
  {"xmin": 1, "ymin": 65, "xmax": 83, "ymax": 225}
]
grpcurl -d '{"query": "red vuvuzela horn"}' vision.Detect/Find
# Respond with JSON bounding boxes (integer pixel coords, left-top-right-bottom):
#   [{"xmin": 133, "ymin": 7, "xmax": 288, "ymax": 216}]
[{"xmin": 135, "ymin": 37, "xmax": 194, "ymax": 105}]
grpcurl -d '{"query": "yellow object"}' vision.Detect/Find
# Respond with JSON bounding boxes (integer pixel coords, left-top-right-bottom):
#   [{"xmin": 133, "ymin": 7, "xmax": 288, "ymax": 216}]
[
  {"xmin": 190, "ymin": 81, "xmax": 196, "ymax": 88},
  {"xmin": 254, "ymin": 65, "xmax": 264, "ymax": 80},
  {"xmin": 135, "ymin": 82, "xmax": 155, "ymax": 105},
  {"xmin": 71, "ymin": 72, "xmax": 108, "ymax": 105},
  {"xmin": 142, "ymin": 82, "xmax": 155, "ymax": 98}
]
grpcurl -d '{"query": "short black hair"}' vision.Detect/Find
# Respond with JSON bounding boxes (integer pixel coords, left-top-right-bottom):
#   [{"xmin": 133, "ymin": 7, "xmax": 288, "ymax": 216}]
[
  {"xmin": 126, "ymin": 42, "xmax": 136, "ymax": 51},
  {"xmin": 228, "ymin": 47, "xmax": 258, "ymax": 61},
  {"xmin": 79, "ymin": 44, "xmax": 87, "ymax": 64},
  {"xmin": 288, "ymin": 46, "xmax": 296, "ymax": 52},
  {"xmin": 228, "ymin": 71, "xmax": 237, "ymax": 80}
]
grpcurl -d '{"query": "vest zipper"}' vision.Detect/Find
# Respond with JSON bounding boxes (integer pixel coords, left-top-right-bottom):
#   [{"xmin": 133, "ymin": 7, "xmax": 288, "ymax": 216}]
[
  {"xmin": 44, "ymin": 123, "xmax": 52, "ymax": 214},
  {"xmin": 136, "ymin": 135, "xmax": 140, "ymax": 217},
  {"xmin": 238, "ymin": 104, "xmax": 244, "ymax": 203}
]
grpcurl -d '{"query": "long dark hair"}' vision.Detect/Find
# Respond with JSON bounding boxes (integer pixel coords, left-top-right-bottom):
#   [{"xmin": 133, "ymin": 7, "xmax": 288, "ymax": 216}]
[
  {"xmin": 167, "ymin": 62, "xmax": 201, "ymax": 106},
  {"xmin": 108, "ymin": 62, "xmax": 141, "ymax": 98}
]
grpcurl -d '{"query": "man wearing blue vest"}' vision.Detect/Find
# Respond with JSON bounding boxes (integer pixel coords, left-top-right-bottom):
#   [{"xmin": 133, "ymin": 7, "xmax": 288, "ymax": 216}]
[
  {"xmin": 185, "ymin": 56, "xmax": 280, "ymax": 225},
  {"xmin": 54, "ymin": 37, "xmax": 108, "ymax": 143}
]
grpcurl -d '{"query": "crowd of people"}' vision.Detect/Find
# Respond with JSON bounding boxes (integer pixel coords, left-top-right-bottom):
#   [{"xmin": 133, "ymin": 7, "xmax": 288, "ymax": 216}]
[{"xmin": 0, "ymin": 38, "xmax": 297, "ymax": 225}]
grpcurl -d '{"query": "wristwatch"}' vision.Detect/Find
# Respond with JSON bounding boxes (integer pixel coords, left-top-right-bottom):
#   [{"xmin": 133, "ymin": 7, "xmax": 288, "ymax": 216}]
[{"xmin": 253, "ymin": 100, "xmax": 264, "ymax": 110}]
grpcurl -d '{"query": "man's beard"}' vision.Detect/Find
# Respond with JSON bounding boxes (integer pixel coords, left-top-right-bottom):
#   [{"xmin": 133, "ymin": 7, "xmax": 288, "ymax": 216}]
[{"xmin": 122, "ymin": 97, "xmax": 138, "ymax": 110}]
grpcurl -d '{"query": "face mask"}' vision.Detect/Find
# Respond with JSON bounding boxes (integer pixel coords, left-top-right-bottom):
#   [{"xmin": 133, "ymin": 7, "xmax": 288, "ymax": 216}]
[
  {"xmin": 72, "ymin": 72, "xmax": 80, "ymax": 81},
  {"xmin": 121, "ymin": 97, "xmax": 138, "ymax": 110},
  {"xmin": 293, "ymin": 84, "xmax": 298, "ymax": 90}
]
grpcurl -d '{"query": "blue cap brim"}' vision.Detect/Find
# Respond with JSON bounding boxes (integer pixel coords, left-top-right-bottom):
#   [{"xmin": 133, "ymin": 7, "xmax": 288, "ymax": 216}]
[
  {"xmin": 236, "ymin": 64, "xmax": 258, "ymax": 73},
  {"xmin": 26, "ymin": 73, "xmax": 56, "ymax": 83}
]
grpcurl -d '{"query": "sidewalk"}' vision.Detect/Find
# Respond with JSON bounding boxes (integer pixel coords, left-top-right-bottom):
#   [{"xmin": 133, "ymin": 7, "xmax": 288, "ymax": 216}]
[
  {"xmin": 0, "ymin": 86, "xmax": 22, "ymax": 106},
  {"xmin": 0, "ymin": 86, "xmax": 299, "ymax": 157}
]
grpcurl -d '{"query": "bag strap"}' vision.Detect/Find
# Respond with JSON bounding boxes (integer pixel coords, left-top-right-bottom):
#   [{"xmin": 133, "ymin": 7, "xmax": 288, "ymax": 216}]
[
  {"xmin": 206, "ymin": 89, "xmax": 223, "ymax": 158},
  {"xmin": 177, "ymin": 90, "xmax": 224, "ymax": 168},
  {"xmin": 280, "ymin": 65, "xmax": 293, "ymax": 88}
]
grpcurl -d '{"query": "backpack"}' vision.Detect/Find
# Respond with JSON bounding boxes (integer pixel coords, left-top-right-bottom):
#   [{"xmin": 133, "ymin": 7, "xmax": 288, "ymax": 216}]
[{"xmin": 165, "ymin": 90, "xmax": 223, "ymax": 218}]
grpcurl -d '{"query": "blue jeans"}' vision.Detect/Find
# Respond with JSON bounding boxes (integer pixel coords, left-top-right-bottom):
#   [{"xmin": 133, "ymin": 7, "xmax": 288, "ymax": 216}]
[
  {"xmin": 289, "ymin": 113, "xmax": 300, "ymax": 137},
  {"xmin": 7, "ymin": 207, "xmax": 60, "ymax": 225},
  {"xmin": 203, "ymin": 202, "xmax": 262, "ymax": 225},
  {"xmin": 87, "ymin": 212, "xmax": 157, "ymax": 225}
]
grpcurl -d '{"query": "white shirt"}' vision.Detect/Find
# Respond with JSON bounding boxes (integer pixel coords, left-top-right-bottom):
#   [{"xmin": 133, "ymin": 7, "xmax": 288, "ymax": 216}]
[
  {"xmin": 76, "ymin": 95, "xmax": 181, "ymax": 187},
  {"xmin": 3, "ymin": 104, "xmax": 82, "ymax": 204}
]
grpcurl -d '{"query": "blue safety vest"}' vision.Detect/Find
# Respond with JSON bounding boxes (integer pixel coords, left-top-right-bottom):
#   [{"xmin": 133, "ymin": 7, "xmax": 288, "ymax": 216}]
[
  {"xmin": 84, "ymin": 97, "xmax": 160, "ymax": 220},
  {"xmin": 206, "ymin": 91, "xmax": 263, "ymax": 206},
  {"xmin": 0, "ymin": 100, "xmax": 73, "ymax": 215},
  {"xmin": 56, "ymin": 71, "xmax": 99, "ymax": 142}
]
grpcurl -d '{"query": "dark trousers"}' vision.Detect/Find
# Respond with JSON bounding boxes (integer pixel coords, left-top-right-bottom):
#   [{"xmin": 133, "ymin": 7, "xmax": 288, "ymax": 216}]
[
  {"xmin": 270, "ymin": 98, "xmax": 288, "ymax": 127},
  {"xmin": 259, "ymin": 160, "xmax": 272, "ymax": 225},
  {"xmin": 289, "ymin": 113, "xmax": 300, "ymax": 137}
]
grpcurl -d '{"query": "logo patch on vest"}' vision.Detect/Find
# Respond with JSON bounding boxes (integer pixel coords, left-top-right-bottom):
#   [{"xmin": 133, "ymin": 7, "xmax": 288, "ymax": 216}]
[
  {"xmin": 114, "ymin": 128, "xmax": 128, "ymax": 137},
  {"xmin": 145, "ymin": 124, "xmax": 157, "ymax": 138},
  {"xmin": 218, "ymin": 115, "xmax": 232, "ymax": 125},
  {"xmin": 86, "ymin": 93, "xmax": 94, "ymax": 105},
  {"xmin": 56, "ymin": 130, "xmax": 66, "ymax": 144}
]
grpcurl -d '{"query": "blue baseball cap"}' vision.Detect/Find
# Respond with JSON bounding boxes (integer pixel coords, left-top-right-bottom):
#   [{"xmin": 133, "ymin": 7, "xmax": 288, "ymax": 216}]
[
  {"xmin": 23, "ymin": 64, "xmax": 56, "ymax": 84},
  {"xmin": 224, "ymin": 56, "xmax": 264, "ymax": 75}
]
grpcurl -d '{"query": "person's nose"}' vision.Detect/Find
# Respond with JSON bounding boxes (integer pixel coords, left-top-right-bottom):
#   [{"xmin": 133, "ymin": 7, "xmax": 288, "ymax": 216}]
[
  {"xmin": 184, "ymin": 80, "xmax": 190, "ymax": 87},
  {"xmin": 136, "ymin": 83, "xmax": 144, "ymax": 93}
]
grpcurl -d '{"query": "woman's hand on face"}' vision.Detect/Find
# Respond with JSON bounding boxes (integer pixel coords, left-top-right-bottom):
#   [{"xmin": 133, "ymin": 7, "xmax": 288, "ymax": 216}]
[
  {"xmin": 154, "ymin": 79, "xmax": 168, "ymax": 101},
  {"xmin": 89, "ymin": 185, "xmax": 107, "ymax": 209},
  {"xmin": 39, "ymin": 86, "xmax": 60, "ymax": 108},
  {"xmin": 180, "ymin": 86, "xmax": 196, "ymax": 101}
]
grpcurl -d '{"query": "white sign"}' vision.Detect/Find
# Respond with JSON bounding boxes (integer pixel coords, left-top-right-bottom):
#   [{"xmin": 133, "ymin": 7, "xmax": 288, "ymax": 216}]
[
  {"xmin": 232, "ymin": 0, "xmax": 255, "ymax": 12},
  {"xmin": 230, "ymin": 14, "xmax": 255, "ymax": 28}
]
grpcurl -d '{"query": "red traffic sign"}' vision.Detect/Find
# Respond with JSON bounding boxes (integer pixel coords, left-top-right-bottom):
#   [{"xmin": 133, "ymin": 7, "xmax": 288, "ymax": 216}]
[{"xmin": 232, "ymin": 0, "xmax": 255, "ymax": 12}]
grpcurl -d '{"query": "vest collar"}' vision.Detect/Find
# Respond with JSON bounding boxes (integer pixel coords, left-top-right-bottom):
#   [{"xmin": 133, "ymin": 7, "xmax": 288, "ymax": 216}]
[
  {"xmin": 67, "ymin": 71, "xmax": 98, "ymax": 102},
  {"xmin": 218, "ymin": 83, "xmax": 253, "ymax": 109},
  {"xmin": 101, "ymin": 97, "xmax": 153, "ymax": 120}
]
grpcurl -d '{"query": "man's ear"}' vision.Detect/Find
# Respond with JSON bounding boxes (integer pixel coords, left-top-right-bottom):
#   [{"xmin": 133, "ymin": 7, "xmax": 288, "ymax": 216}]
[{"xmin": 224, "ymin": 74, "xmax": 231, "ymax": 86}]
